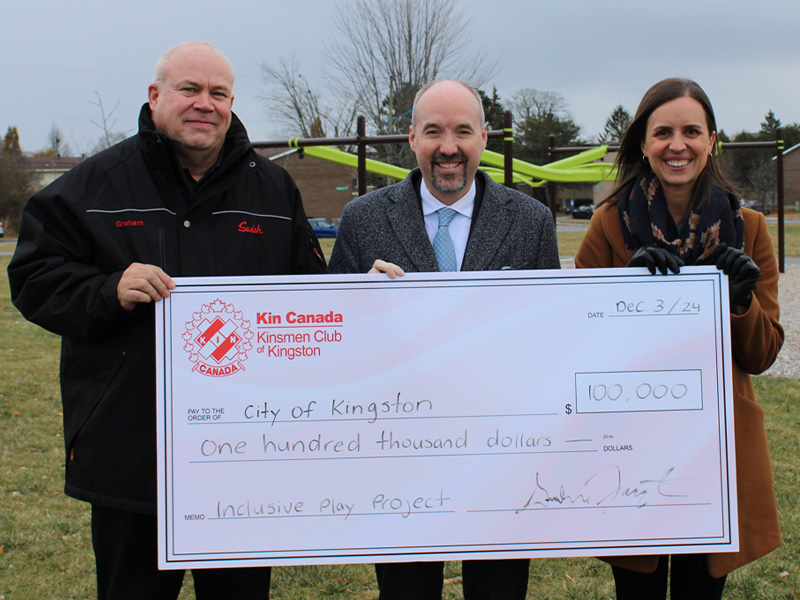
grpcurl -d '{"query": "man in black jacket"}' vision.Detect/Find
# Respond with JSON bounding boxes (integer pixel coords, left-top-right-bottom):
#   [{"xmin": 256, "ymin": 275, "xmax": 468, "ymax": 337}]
[{"xmin": 8, "ymin": 41, "xmax": 325, "ymax": 599}]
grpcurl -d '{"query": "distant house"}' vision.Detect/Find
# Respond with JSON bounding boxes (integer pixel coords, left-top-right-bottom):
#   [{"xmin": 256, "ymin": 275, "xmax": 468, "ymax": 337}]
[{"xmin": 26, "ymin": 156, "xmax": 84, "ymax": 190}]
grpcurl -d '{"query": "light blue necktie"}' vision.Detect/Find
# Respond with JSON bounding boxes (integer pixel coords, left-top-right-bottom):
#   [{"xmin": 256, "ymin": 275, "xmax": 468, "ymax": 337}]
[{"xmin": 433, "ymin": 207, "xmax": 457, "ymax": 272}]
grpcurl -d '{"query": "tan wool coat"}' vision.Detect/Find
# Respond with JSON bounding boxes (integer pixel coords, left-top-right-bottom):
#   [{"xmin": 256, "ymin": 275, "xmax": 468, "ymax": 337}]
[{"xmin": 575, "ymin": 202, "xmax": 784, "ymax": 579}]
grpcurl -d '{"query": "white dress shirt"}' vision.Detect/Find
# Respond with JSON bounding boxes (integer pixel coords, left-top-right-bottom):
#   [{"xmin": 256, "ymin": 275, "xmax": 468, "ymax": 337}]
[{"xmin": 420, "ymin": 180, "xmax": 476, "ymax": 272}]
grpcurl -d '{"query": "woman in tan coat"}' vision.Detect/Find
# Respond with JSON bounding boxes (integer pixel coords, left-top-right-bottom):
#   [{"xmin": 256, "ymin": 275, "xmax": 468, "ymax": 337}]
[{"xmin": 575, "ymin": 78, "xmax": 783, "ymax": 599}]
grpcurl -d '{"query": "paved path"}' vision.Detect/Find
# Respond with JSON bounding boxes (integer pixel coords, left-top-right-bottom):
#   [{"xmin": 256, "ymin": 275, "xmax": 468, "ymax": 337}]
[{"xmin": 1, "ymin": 239, "xmax": 16, "ymax": 256}]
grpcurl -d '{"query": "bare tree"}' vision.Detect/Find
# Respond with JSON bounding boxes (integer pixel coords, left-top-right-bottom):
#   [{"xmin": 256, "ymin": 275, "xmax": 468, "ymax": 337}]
[
  {"xmin": 259, "ymin": 56, "xmax": 357, "ymax": 139},
  {"xmin": 90, "ymin": 92, "xmax": 130, "ymax": 153},
  {"xmin": 260, "ymin": 0, "xmax": 498, "ymax": 167},
  {"xmin": 509, "ymin": 89, "xmax": 569, "ymax": 122},
  {"xmin": 325, "ymin": 0, "xmax": 497, "ymax": 133},
  {"xmin": 47, "ymin": 123, "xmax": 72, "ymax": 157}
]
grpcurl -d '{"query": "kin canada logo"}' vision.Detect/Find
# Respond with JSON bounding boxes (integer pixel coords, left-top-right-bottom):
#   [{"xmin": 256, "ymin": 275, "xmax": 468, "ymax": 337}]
[{"xmin": 182, "ymin": 299, "xmax": 253, "ymax": 377}]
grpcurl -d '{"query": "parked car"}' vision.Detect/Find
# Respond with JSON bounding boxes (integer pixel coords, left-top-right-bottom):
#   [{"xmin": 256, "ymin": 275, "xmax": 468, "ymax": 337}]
[
  {"xmin": 744, "ymin": 199, "xmax": 770, "ymax": 215},
  {"xmin": 308, "ymin": 218, "xmax": 338, "ymax": 238},
  {"xmin": 571, "ymin": 202, "xmax": 594, "ymax": 220},
  {"xmin": 0, "ymin": 221, "xmax": 4, "ymax": 238}
]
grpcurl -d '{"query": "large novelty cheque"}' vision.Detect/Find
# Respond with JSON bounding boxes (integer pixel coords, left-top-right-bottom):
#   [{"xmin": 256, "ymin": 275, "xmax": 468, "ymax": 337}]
[{"xmin": 155, "ymin": 267, "xmax": 736, "ymax": 569}]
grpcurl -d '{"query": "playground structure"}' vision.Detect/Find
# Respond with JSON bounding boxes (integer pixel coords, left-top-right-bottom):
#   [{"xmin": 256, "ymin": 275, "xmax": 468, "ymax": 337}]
[
  {"xmin": 253, "ymin": 114, "xmax": 615, "ymax": 201},
  {"xmin": 253, "ymin": 114, "xmax": 788, "ymax": 272}
]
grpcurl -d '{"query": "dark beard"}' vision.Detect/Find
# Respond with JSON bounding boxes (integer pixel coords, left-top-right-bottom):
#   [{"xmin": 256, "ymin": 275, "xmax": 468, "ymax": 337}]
[{"xmin": 430, "ymin": 152, "xmax": 468, "ymax": 195}]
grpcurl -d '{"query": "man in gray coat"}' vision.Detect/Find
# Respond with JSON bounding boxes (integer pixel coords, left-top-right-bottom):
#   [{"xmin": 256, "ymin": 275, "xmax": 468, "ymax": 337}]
[{"xmin": 328, "ymin": 80, "xmax": 560, "ymax": 599}]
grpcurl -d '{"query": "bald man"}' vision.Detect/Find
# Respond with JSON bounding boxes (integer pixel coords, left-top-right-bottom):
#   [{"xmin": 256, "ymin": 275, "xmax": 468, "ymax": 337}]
[
  {"xmin": 329, "ymin": 80, "xmax": 560, "ymax": 599},
  {"xmin": 9, "ymin": 42, "xmax": 325, "ymax": 599}
]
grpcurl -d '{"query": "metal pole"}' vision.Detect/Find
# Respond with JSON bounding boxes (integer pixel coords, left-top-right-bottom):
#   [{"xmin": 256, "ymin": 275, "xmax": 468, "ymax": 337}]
[
  {"xmin": 547, "ymin": 134, "xmax": 557, "ymax": 220},
  {"xmin": 503, "ymin": 111, "xmax": 513, "ymax": 189},
  {"xmin": 357, "ymin": 116, "xmax": 366, "ymax": 197},
  {"xmin": 776, "ymin": 128, "xmax": 785, "ymax": 273}
]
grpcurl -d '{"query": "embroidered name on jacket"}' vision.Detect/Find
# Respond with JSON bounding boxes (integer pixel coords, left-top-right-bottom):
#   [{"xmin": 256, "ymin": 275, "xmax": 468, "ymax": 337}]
[
  {"xmin": 116, "ymin": 220, "xmax": 144, "ymax": 227},
  {"xmin": 238, "ymin": 221, "xmax": 264, "ymax": 234}
]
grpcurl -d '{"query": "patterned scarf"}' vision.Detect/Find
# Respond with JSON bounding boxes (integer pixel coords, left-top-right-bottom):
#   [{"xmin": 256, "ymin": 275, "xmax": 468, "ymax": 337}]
[{"xmin": 617, "ymin": 172, "xmax": 744, "ymax": 265}]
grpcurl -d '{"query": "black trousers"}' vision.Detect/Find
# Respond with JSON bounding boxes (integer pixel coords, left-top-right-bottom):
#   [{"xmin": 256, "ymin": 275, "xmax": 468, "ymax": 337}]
[
  {"xmin": 375, "ymin": 559, "xmax": 530, "ymax": 600},
  {"xmin": 612, "ymin": 555, "xmax": 727, "ymax": 600},
  {"xmin": 91, "ymin": 505, "xmax": 271, "ymax": 600}
]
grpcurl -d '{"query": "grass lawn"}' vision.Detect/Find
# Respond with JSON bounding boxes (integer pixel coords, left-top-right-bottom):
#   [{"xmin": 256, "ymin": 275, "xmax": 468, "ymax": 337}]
[
  {"xmin": 320, "ymin": 237, "xmax": 335, "ymax": 258},
  {"xmin": 769, "ymin": 223, "xmax": 800, "ymax": 257},
  {"xmin": 2, "ymin": 236, "xmax": 798, "ymax": 598}
]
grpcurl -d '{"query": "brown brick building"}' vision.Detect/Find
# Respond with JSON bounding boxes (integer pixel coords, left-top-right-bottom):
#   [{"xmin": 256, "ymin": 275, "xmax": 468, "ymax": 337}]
[
  {"xmin": 781, "ymin": 143, "xmax": 800, "ymax": 210},
  {"xmin": 260, "ymin": 149, "xmax": 358, "ymax": 223}
]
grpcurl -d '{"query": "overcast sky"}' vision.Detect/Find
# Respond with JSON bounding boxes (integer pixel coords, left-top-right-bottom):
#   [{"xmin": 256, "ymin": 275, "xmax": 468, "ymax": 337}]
[{"xmin": 3, "ymin": 0, "xmax": 799, "ymax": 155}]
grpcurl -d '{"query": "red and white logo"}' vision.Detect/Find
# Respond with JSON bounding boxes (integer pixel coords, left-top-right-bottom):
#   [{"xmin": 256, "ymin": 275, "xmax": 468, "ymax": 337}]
[{"xmin": 182, "ymin": 299, "xmax": 253, "ymax": 377}]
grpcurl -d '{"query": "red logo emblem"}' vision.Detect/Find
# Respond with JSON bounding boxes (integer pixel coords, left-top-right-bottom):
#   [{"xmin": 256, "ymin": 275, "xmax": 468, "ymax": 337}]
[
  {"xmin": 183, "ymin": 299, "xmax": 253, "ymax": 377},
  {"xmin": 238, "ymin": 221, "xmax": 264, "ymax": 234}
]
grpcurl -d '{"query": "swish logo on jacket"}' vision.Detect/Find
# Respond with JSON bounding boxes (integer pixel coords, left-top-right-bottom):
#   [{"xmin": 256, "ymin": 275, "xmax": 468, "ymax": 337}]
[
  {"xmin": 183, "ymin": 299, "xmax": 253, "ymax": 377},
  {"xmin": 238, "ymin": 221, "xmax": 263, "ymax": 234}
]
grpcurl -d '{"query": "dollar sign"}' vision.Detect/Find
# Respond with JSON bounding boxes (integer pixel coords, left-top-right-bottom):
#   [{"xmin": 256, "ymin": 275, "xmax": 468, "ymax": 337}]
[{"xmin": 564, "ymin": 403, "xmax": 572, "ymax": 415}]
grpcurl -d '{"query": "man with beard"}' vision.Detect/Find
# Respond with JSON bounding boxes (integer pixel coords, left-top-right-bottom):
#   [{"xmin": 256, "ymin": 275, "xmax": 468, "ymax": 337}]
[{"xmin": 327, "ymin": 79, "xmax": 559, "ymax": 599}]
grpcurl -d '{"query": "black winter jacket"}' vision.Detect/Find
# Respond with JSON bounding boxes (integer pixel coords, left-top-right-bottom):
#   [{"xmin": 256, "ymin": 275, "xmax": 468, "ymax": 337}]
[{"xmin": 8, "ymin": 105, "xmax": 326, "ymax": 513}]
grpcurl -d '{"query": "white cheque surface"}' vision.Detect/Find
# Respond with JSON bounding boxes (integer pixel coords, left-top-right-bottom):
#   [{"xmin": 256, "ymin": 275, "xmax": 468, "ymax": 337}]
[{"xmin": 155, "ymin": 267, "xmax": 736, "ymax": 569}]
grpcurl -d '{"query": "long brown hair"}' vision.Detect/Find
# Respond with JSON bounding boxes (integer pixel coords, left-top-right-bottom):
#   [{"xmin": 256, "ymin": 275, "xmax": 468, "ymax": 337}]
[{"xmin": 606, "ymin": 78, "xmax": 736, "ymax": 205}]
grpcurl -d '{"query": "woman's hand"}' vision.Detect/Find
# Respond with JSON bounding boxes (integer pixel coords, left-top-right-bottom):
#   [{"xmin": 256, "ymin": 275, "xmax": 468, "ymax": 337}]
[
  {"xmin": 627, "ymin": 246, "xmax": 684, "ymax": 275},
  {"xmin": 713, "ymin": 243, "xmax": 760, "ymax": 310}
]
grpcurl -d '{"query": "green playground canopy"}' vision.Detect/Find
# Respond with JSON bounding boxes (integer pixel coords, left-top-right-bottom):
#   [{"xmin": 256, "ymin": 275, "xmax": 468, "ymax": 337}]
[{"xmin": 284, "ymin": 138, "xmax": 617, "ymax": 187}]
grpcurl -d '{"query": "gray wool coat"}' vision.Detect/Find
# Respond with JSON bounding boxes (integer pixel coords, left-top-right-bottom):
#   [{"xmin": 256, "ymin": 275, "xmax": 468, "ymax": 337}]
[{"xmin": 327, "ymin": 169, "xmax": 560, "ymax": 274}]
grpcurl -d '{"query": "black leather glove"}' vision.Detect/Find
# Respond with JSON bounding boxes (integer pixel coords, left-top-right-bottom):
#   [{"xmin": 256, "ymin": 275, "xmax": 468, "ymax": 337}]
[
  {"xmin": 627, "ymin": 246, "xmax": 684, "ymax": 275},
  {"xmin": 712, "ymin": 243, "xmax": 760, "ymax": 308}
]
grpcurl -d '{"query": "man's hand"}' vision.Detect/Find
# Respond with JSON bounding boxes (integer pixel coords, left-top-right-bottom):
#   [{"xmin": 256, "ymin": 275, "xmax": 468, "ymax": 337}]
[
  {"xmin": 369, "ymin": 260, "xmax": 406, "ymax": 279},
  {"xmin": 117, "ymin": 263, "xmax": 176, "ymax": 311},
  {"xmin": 627, "ymin": 246, "xmax": 684, "ymax": 275},
  {"xmin": 712, "ymin": 243, "xmax": 760, "ymax": 311}
]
